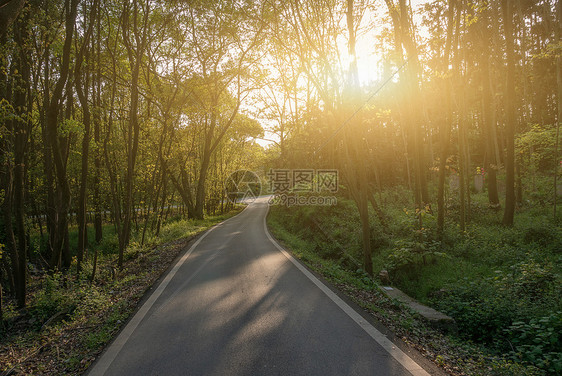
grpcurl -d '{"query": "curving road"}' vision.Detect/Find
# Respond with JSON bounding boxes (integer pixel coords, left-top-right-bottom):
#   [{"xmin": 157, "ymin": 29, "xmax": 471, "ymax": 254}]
[{"xmin": 87, "ymin": 197, "xmax": 434, "ymax": 376}]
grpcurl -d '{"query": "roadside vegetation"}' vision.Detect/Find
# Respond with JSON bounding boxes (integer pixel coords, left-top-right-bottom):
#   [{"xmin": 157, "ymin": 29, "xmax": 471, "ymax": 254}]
[
  {"xmin": 267, "ymin": 186, "xmax": 561, "ymax": 375},
  {"xmin": 0, "ymin": 208, "xmax": 241, "ymax": 375},
  {"xmin": 1, "ymin": 0, "xmax": 561, "ymax": 374}
]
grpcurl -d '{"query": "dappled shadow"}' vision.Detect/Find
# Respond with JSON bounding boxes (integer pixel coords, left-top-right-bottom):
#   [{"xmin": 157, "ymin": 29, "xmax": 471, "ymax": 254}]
[{"xmin": 102, "ymin": 201, "xmax": 410, "ymax": 376}]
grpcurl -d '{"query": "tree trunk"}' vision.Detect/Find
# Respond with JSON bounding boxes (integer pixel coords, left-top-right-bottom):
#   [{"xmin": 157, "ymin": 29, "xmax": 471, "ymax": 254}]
[
  {"xmin": 368, "ymin": 190, "xmax": 388, "ymax": 230},
  {"xmin": 345, "ymin": 0, "xmax": 372, "ymax": 275},
  {"xmin": 554, "ymin": 0, "xmax": 561, "ymax": 220},
  {"xmin": 502, "ymin": 0, "xmax": 516, "ymax": 225},
  {"xmin": 194, "ymin": 141, "xmax": 212, "ymax": 220},
  {"xmin": 481, "ymin": 25, "xmax": 500, "ymax": 208},
  {"xmin": 1, "ymin": 162, "xmax": 23, "ymax": 306},
  {"xmin": 46, "ymin": 0, "xmax": 79, "ymax": 270},
  {"xmin": 119, "ymin": 0, "xmax": 147, "ymax": 269},
  {"xmin": 0, "ymin": 0, "xmax": 26, "ymax": 39},
  {"xmin": 75, "ymin": 0, "xmax": 98, "ymax": 272},
  {"xmin": 459, "ymin": 111, "xmax": 467, "ymax": 231},
  {"xmin": 357, "ymin": 194, "xmax": 373, "ymax": 275},
  {"xmin": 156, "ymin": 173, "xmax": 167, "ymax": 237},
  {"xmin": 12, "ymin": 14, "xmax": 30, "ymax": 305},
  {"xmin": 40, "ymin": 28, "xmax": 57, "ymax": 265},
  {"xmin": 93, "ymin": 0, "xmax": 103, "ymax": 243},
  {"xmin": 76, "ymin": 58, "xmax": 92, "ymax": 274},
  {"xmin": 437, "ymin": 0, "xmax": 455, "ymax": 237}
]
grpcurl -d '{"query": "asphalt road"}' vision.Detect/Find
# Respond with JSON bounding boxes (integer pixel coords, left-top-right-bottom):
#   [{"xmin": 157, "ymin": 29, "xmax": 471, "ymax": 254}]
[{"xmin": 88, "ymin": 197, "xmax": 432, "ymax": 376}]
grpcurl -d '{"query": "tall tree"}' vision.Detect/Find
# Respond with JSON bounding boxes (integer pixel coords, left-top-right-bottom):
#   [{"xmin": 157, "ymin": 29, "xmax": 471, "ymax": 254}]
[
  {"xmin": 168, "ymin": 0, "xmax": 265, "ymax": 220},
  {"xmin": 118, "ymin": 0, "xmax": 150, "ymax": 269},
  {"xmin": 481, "ymin": 1, "xmax": 501, "ymax": 209},
  {"xmin": 502, "ymin": 0, "xmax": 516, "ymax": 225},
  {"xmin": 555, "ymin": 0, "xmax": 561, "ymax": 220},
  {"xmin": 437, "ymin": 0, "xmax": 455, "ymax": 237},
  {"xmin": 75, "ymin": 0, "xmax": 99, "ymax": 273},
  {"xmin": 9, "ymin": 6, "xmax": 31, "ymax": 307},
  {"xmin": 345, "ymin": 0, "xmax": 373, "ymax": 275},
  {"xmin": 384, "ymin": 0, "xmax": 429, "ymax": 208},
  {"xmin": 44, "ymin": 0, "xmax": 79, "ymax": 270},
  {"xmin": 0, "ymin": 0, "xmax": 26, "ymax": 39}
]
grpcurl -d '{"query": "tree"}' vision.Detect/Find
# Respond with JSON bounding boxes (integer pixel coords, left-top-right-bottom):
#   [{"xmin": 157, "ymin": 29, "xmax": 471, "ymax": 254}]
[
  {"xmin": 44, "ymin": 0, "xmax": 79, "ymax": 270},
  {"xmin": 117, "ymin": 0, "xmax": 151, "ymax": 269},
  {"xmin": 0, "ymin": 0, "xmax": 26, "ymax": 39},
  {"xmin": 554, "ymin": 0, "xmax": 561, "ymax": 220},
  {"xmin": 162, "ymin": 0, "xmax": 265, "ymax": 220},
  {"xmin": 75, "ymin": 0, "xmax": 100, "ymax": 273},
  {"xmin": 384, "ymin": 0, "xmax": 429, "ymax": 208},
  {"xmin": 436, "ymin": 0, "xmax": 455, "ymax": 237},
  {"xmin": 502, "ymin": 0, "xmax": 516, "ymax": 225}
]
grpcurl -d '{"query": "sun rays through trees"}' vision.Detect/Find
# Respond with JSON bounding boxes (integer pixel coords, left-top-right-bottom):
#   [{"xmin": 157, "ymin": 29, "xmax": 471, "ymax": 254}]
[{"xmin": 0, "ymin": 0, "xmax": 561, "ymax": 373}]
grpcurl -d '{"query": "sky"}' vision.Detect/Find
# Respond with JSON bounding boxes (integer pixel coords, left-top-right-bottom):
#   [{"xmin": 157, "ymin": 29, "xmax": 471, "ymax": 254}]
[{"xmin": 253, "ymin": 0, "xmax": 432, "ymax": 149}]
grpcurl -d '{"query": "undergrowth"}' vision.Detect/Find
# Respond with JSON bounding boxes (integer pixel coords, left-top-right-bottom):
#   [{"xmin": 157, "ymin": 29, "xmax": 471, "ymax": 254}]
[
  {"xmin": 0, "ymin": 207, "xmax": 242, "ymax": 375},
  {"xmin": 267, "ymin": 189, "xmax": 561, "ymax": 375}
]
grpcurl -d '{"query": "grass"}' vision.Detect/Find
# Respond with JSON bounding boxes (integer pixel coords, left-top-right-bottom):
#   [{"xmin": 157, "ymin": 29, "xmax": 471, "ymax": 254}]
[{"xmin": 267, "ymin": 186, "xmax": 561, "ymax": 375}]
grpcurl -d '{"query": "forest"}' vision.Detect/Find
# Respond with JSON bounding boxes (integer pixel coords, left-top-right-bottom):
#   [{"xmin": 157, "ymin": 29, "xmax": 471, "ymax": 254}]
[{"xmin": 0, "ymin": 0, "xmax": 561, "ymax": 374}]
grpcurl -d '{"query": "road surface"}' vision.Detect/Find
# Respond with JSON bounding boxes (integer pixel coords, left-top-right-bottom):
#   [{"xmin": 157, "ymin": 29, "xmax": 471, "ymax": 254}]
[{"xmin": 88, "ymin": 197, "xmax": 433, "ymax": 376}]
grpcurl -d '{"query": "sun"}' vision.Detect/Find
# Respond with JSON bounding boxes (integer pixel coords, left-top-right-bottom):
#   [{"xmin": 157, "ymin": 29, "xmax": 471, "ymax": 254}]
[
  {"xmin": 355, "ymin": 37, "xmax": 383, "ymax": 85},
  {"xmin": 338, "ymin": 23, "xmax": 383, "ymax": 87},
  {"xmin": 339, "ymin": 39, "xmax": 382, "ymax": 86}
]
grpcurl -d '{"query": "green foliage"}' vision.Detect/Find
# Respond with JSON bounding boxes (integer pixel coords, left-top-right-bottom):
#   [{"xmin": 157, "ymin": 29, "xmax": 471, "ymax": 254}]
[
  {"xmin": 508, "ymin": 259, "xmax": 558, "ymax": 298},
  {"xmin": 158, "ymin": 219, "xmax": 204, "ymax": 243},
  {"xmin": 30, "ymin": 273, "xmax": 77, "ymax": 325},
  {"xmin": 434, "ymin": 278, "xmax": 517, "ymax": 343},
  {"xmin": 432, "ymin": 257, "xmax": 561, "ymax": 374},
  {"xmin": 59, "ymin": 117, "xmax": 84, "ymax": 137},
  {"xmin": 516, "ymin": 124, "xmax": 557, "ymax": 173},
  {"xmin": 521, "ymin": 220, "xmax": 562, "ymax": 250},
  {"xmin": 523, "ymin": 225, "xmax": 555, "ymax": 246},
  {"xmin": 70, "ymin": 283, "xmax": 111, "ymax": 321},
  {"xmin": 385, "ymin": 207, "xmax": 447, "ymax": 273},
  {"xmin": 505, "ymin": 313, "xmax": 562, "ymax": 374},
  {"xmin": 0, "ymin": 98, "xmax": 18, "ymax": 126},
  {"xmin": 98, "ymin": 233, "xmax": 120, "ymax": 255},
  {"xmin": 84, "ymin": 300, "xmax": 128, "ymax": 350},
  {"xmin": 29, "ymin": 273, "xmax": 111, "ymax": 329},
  {"xmin": 269, "ymin": 190, "xmax": 562, "ymax": 374}
]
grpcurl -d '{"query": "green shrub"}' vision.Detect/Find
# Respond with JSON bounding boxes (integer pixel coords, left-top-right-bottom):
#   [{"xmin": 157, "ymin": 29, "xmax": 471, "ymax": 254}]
[
  {"xmin": 385, "ymin": 206, "xmax": 447, "ymax": 273},
  {"xmin": 510, "ymin": 259, "xmax": 557, "ymax": 298},
  {"xmin": 29, "ymin": 272, "xmax": 113, "ymax": 331},
  {"xmin": 505, "ymin": 312, "xmax": 562, "ymax": 374},
  {"xmin": 385, "ymin": 240, "xmax": 446, "ymax": 272},
  {"xmin": 30, "ymin": 273, "xmax": 77, "ymax": 325},
  {"xmin": 99, "ymin": 233, "xmax": 119, "ymax": 255},
  {"xmin": 523, "ymin": 225, "xmax": 555, "ymax": 247},
  {"xmin": 434, "ymin": 279, "xmax": 517, "ymax": 344},
  {"xmin": 71, "ymin": 284, "xmax": 110, "ymax": 321}
]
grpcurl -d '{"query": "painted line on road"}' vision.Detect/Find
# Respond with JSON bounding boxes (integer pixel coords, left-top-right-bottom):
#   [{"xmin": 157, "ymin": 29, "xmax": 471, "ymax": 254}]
[
  {"xmin": 263, "ymin": 206, "xmax": 431, "ymax": 376},
  {"xmin": 87, "ymin": 208, "xmax": 247, "ymax": 376}
]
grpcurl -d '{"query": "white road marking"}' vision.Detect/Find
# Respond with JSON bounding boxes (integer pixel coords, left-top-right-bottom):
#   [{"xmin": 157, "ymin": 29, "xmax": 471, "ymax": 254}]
[
  {"xmin": 87, "ymin": 209, "xmax": 246, "ymax": 376},
  {"xmin": 262, "ymin": 204, "xmax": 431, "ymax": 376},
  {"xmin": 88, "ymin": 199, "xmax": 430, "ymax": 376}
]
